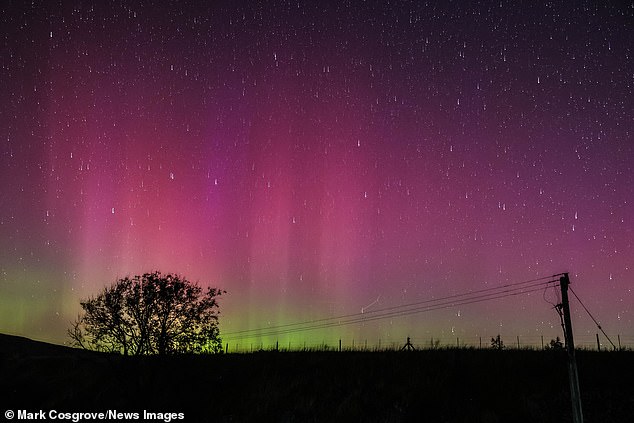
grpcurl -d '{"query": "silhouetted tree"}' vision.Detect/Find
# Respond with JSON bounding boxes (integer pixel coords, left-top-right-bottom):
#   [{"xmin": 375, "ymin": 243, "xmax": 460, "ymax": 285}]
[
  {"xmin": 490, "ymin": 334, "xmax": 504, "ymax": 350},
  {"xmin": 68, "ymin": 271, "xmax": 225, "ymax": 355}
]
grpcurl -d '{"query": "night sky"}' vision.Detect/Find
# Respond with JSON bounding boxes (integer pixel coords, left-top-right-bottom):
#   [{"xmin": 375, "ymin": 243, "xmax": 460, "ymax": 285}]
[{"xmin": 1, "ymin": 1, "xmax": 632, "ymax": 348}]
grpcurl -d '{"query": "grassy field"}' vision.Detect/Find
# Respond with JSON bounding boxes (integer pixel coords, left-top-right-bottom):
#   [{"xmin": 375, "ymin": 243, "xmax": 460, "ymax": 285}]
[{"xmin": 1, "ymin": 334, "xmax": 632, "ymax": 422}]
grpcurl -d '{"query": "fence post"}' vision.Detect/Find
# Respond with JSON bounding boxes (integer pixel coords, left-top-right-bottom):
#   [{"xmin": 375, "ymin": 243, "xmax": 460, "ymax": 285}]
[
  {"xmin": 618, "ymin": 335, "xmax": 621, "ymax": 350},
  {"xmin": 339, "ymin": 339, "xmax": 342, "ymax": 352},
  {"xmin": 541, "ymin": 335, "xmax": 544, "ymax": 350},
  {"xmin": 517, "ymin": 336, "xmax": 520, "ymax": 349},
  {"xmin": 596, "ymin": 334, "xmax": 600, "ymax": 351}
]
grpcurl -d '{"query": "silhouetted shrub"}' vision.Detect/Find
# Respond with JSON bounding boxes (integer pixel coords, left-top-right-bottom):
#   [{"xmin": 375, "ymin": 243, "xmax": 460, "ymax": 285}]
[
  {"xmin": 491, "ymin": 334, "xmax": 504, "ymax": 350},
  {"xmin": 547, "ymin": 337, "xmax": 564, "ymax": 351}
]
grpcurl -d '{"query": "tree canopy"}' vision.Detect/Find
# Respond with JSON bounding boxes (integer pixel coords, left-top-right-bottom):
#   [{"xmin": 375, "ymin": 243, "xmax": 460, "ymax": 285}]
[{"xmin": 69, "ymin": 271, "xmax": 225, "ymax": 355}]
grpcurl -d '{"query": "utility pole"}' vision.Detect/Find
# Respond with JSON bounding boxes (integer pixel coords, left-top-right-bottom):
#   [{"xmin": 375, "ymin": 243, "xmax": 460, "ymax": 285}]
[{"xmin": 559, "ymin": 273, "xmax": 584, "ymax": 423}]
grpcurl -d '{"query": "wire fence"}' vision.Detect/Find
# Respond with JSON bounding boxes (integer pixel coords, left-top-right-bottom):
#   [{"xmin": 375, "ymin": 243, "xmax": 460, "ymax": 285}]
[{"xmin": 222, "ymin": 333, "xmax": 634, "ymax": 353}]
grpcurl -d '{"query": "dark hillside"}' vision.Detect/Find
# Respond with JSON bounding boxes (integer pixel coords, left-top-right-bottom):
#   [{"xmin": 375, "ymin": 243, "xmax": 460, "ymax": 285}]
[
  {"xmin": 0, "ymin": 333, "xmax": 100, "ymax": 357},
  {"xmin": 1, "ymin": 335, "xmax": 632, "ymax": 422}
]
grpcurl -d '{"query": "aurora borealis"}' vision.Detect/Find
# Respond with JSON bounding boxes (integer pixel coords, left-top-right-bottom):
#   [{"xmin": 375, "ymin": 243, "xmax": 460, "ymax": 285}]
[{"xmin": 1, "ymin": 1, "xmax": 632, "ymax": 348}]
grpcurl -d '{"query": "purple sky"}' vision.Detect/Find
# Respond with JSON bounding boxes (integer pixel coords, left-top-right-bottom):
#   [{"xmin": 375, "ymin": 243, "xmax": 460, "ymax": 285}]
[{"xmin": 1, "ymin": 1, "xmax": 632, "ymax": 348}]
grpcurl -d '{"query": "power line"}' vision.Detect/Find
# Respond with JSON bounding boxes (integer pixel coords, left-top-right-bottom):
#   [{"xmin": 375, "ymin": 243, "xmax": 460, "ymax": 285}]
[
  {"xmin": 569, "ymin": 286, "xmax": 617, "ymax": 350},
  {"xmin": 226, "ymin": 284, "xmax": 553, "ymax": 340},
  {"xmin": 224, "ymin": 274, "xmax": 562, "ymax": 337},
  {"xmin": 223, "ymin": 276, "xmax": 561, "ymax": 341},
  {"xmin": 224, "ymin": 278, "xmax": 560, "ymax": 340}
]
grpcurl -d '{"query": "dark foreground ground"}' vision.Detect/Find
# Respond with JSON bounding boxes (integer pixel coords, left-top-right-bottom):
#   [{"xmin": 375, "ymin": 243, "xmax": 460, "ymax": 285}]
[{"xmin": 1, "ymin": 334, "xmax": 633, "ymax": 423}]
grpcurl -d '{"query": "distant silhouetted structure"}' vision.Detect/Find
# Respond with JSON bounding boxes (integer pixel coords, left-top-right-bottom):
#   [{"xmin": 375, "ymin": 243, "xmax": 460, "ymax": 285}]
[{"xmin": 401, "ymin": 337, "xmax": 416, "ymax": 351}]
